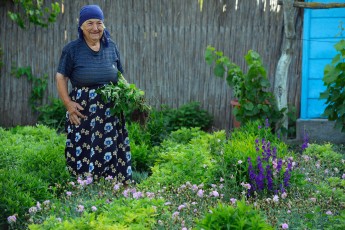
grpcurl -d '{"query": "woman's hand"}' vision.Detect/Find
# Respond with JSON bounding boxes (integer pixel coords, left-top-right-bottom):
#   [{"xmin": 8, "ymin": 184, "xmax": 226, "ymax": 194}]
[{"xmin": 66, "ymin": 101, "xmax": 85, "ymax": 126}]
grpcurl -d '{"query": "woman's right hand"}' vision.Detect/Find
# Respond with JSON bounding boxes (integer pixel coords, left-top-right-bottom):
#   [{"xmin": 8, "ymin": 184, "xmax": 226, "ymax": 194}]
[{"xmin": 67, "ymin": 101, "xmax": 85, "ymax": 126}]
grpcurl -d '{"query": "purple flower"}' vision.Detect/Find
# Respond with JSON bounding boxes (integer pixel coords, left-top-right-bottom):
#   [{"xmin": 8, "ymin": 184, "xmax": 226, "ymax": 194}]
[{"xmin": 266, "ymin": 165, "xmax": 273, "ymax": 191}]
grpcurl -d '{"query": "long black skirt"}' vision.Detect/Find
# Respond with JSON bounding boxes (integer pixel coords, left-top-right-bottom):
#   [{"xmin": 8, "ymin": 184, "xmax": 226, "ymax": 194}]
[{"xmin": 65, "ymin": 86, "xmax": 132, "ymax": 183}]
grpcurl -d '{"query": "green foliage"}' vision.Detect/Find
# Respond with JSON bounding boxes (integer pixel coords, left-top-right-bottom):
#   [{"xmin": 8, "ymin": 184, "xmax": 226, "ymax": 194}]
[
  {"xmin": 226, "ymin": 120, "xmax": 288, "ymax": 162},
  {"xmin": 96, "ymin": 72, "xmax": 151, "ymax": 118},
  {"xmin": 320, "ymin": 39, "xmax": 345, "ymax": 132},
  {"xmin": 164, "ymin": 101, "xmax": 213, "ymax": 132},
  {"xmin": 205, "ymin": 46, "xmax": 285, "ymax": 128},
  {"xmin": 0, "ymin": 125, "xmax": 70, "ymax": 226},
  {"xmin": 139, "ymin": 129, "xmax": 225, "ymax": 189},
  {"xmin": 37, "ymin": 98, "xmax": 66, "ymax": 132},
  {"xmin": 8, "ymin": 0, "xmax": 60, "ymax": 29},
  {"xmin": 196, "ymin": 200, "xmax": 273, "ymax": 230},
  {"xmin": 304, "ymin": 143, "xmax": 345, "ymax": 172},
  {"xmin": 28, "ymin": 191, "xmax": 166, "ymax": 230},
  {"xmin": 11, "ymin": 66, "xmax": 48, "ymax": 110}
]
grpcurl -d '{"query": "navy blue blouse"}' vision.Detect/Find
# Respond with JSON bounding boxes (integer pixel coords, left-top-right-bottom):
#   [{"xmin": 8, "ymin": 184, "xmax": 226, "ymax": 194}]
[{"xmin": 57, "ymin": 38, "xmax": 123, "ymax": 87}]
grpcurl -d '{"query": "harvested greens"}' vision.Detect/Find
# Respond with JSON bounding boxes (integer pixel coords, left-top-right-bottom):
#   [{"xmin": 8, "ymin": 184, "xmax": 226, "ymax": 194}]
[{"xmin": 96, "ymin": 72, "xmax": 151, "ymax": 117}]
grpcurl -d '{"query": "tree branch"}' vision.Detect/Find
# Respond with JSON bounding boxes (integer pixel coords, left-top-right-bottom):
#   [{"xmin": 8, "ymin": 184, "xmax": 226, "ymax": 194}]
[{"xmin": 278, "ymin": 1, "xmax": 345, "ymax": 9}]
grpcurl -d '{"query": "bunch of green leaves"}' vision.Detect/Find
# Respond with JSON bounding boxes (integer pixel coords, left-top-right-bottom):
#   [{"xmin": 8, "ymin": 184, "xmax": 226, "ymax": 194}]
[
  {"xmin": 37, "ymin": 98, "xmax": 66, "ymax": 132},
  {"xmin": 96, "ymin": 72, "xmax": 151, "ymax": 118},
  {"xmin": 8, "ymin": 0, "xmax": 60, "ymax": 29},
  {"xmin": 11, "ymin": 66, "xmax": 48, "ymax": 110},
  {"xmin": 196, "ymin": 200, "xmax": 273, "ymax": 230},
  {"xmin": 320, "ymin": 39, "xmax": 345, "ymax": 132}
]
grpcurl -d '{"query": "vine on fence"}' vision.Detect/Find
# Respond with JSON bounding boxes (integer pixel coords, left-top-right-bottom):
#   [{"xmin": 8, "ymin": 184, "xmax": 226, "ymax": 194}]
[
  {"xmin": 11, "ymin": 66, "xmax": 48, "ymax": 110},
  {"xmin": 8, "ymin": 0, "xmax": 60, "ymax": 29}
]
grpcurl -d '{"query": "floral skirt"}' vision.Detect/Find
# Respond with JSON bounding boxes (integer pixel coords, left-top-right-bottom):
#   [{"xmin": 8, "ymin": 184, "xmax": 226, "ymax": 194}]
[{"xmin": 65, "ymin": 86, "xmax": 132, "ymax": 183}]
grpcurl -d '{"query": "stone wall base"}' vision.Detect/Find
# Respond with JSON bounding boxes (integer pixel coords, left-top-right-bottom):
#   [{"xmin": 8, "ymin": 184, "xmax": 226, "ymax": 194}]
[{"xmin": 295, "ymin": 119, "xmax": 345, "ymax": 144}]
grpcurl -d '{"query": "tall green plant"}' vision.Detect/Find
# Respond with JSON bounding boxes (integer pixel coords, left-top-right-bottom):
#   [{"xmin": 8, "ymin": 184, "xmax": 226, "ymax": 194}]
[
  {"xmin": 320, "ymin": 39, "xmax": 345, "ymax": 132},
  {"xmin": 205, "ymin": 46, "xmax": 284, "ymax": 128}
]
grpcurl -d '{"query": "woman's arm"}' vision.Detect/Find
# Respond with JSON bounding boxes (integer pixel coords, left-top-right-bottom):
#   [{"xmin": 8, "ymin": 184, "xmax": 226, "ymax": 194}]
[{"xmin": 56, "ymin": 73, "xmax": 85, "ymax": 125}]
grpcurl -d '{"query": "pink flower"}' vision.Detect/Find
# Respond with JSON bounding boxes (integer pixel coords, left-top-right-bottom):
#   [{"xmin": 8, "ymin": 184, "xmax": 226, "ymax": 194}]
[
  {"xmin": 197, "ymin": 189, "xmax": 204, "ymax": 198},
  {"xmin": 29, "ymin": 206, "xmax": 38, "ymax": 214},
  {"xmin": 309, "ymin": 197, "xmax": 316, "ymax": 203},
  {"xmin": 66, "ymin": 191, "xmax": 72, "ymax": 197},
  {"xmin": 123, "ymin": 189, "xmax": 130, "ymax": 198},
  {"xmin": 342, "ymin": 174, "xmax": 345, "ymax": 179},
  {"xmin": 281, "ymin": 223, "xmax": 289, "ymax": 229},
  {"xmin": 133, "ymin": 191, "xmax": 143, "ymax": 199},
  {"xmin": 43, "ymin": 200, "xmax": 50, "ymax": 206},
  {"xmin": 220, "ymin": 177, "xmax": 224, "ymax": 182},
  {"xmin": 287, "ymin": 210, "xmax": 291, "ymax": 214},
  {"xmin": 7, "ymin": 215, "xmax": 16, "ymax": 224},
  {"xmin": 76, "ymin": 205, "xmax": 84, "ymax": 213},
  {"xmin": 281, "ymin": 192, "xmax": 287, "ymax": 199},
  {"xmin": 230, "ymin": 198, "xmax": 237, "ymax": 204},
  {"xmin": 91, "ymin": 206, "xmax": 97, "ymax": 212},
  {"xmin": 178, "ymin": 204, "xmax": 186, "ymax": 210},
  {"xmin": 113, "ymin": 183, "xmax": 121, "ymax": 191},
  {"xmin": 164, "ymin": 202, "xmax": 172, "ymax": 206},
  {"xmin": 192, "ymin": 184, "xmax": 198, "ymax": 191},
  {"xmin": 36, "ymin": 202, "xmax": 42, "ymax": 210},
  {"xmin": 273, "ymin": 195, "xmax": 279, "ymax": 203},
  {"xmin": 146, "ymin": 192, "xmax": 155, "ymax": 199},
  {"xmin": 326, "ymin": 210, "xmax": 333, "ymax": 215},
  {"xmin": 211, "ymin": 191, "xmax": 219, "ymax": 197},
  {"xmin": 172, "ymin": 211, "xmax": 180, "ymax": 218},
  {"xmin": 105, "ymin": 175, "xmax": 113, "ymax": 181}
]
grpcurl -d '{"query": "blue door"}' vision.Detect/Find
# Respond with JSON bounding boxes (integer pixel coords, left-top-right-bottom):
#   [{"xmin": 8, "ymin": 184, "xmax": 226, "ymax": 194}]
[{"xmin": 301, "ymin": 0, "xmax": 345, "ymax": 119}]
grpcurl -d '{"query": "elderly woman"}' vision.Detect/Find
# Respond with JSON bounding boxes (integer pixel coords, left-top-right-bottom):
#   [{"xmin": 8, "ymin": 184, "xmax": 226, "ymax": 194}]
[{"xmin": 56, "ymin": 4, "xmax": 132, "ymax": 184}]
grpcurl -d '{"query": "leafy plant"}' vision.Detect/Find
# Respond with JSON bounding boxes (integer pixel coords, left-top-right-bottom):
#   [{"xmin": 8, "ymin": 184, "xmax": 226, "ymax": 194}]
[
  {"xmin": 11, "ymin": 66, "xmax": 48, "ymax": 110},
  {"xmin": 165, "ymin": 101, "xmax": 213, "ymax": 132},
  {"xmin": 320, "ymin": 39, "xmax": 345, "ymax": 132},
  {"xmin": 196, "ymin": 200, "xmax": 273, "ymax": 230},
  {"xmin": 37, "ymin": 98, "xmax": 66, "ymax": 132},
  {"xmin": 0, "ymin": 125, "xmax": 70, "ymax": 228},
  {"xmin": 96, "ymin": 72, "xmax": 151, "ymax": 118},
  {"xmin": 205, "ymin": 46, "xmax": 284, "ymax": 128},
  {"xmin": 8, "ymin": 0, "xmax": 60, "ymax": 29}
]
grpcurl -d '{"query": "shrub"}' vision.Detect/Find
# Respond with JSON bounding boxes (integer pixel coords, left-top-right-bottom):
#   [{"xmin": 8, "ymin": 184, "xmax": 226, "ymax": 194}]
[
  {"xmin": 196, "ymin": 200, "xmax": 273, "ymax": 230},
  {"xmin": 0, "ymin": 125, "xmax": 70, "ymax": 227}
]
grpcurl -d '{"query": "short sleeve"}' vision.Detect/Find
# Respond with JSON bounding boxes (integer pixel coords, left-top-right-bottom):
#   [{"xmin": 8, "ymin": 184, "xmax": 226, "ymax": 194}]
[{"xmin": 57, "ymin": 46, "xmax": 73, "ymax": 78}]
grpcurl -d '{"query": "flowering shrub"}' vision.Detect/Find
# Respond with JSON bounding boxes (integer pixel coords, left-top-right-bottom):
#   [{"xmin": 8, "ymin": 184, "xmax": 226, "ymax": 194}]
[{"xmin": 247, "ymin": 138, "xmax": 295, "ymax": 196}]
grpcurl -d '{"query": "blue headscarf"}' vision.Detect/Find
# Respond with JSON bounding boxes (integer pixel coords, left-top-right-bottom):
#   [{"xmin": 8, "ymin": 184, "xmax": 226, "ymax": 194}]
[{"xmin": 78, "ymin": 4, "xmax": 111, "ymax": 47}]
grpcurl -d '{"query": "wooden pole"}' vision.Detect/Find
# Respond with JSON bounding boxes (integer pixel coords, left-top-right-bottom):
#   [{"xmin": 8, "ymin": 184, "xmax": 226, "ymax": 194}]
[{"xmin": 278, "ymin": 1, "xmax": 345, "ymax": 9}]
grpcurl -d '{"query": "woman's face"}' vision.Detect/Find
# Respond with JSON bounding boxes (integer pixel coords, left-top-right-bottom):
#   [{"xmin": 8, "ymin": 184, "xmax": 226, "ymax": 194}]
[{"xmin": 81, "ymin": 19, "xmax": 105, "ymax": 43}]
